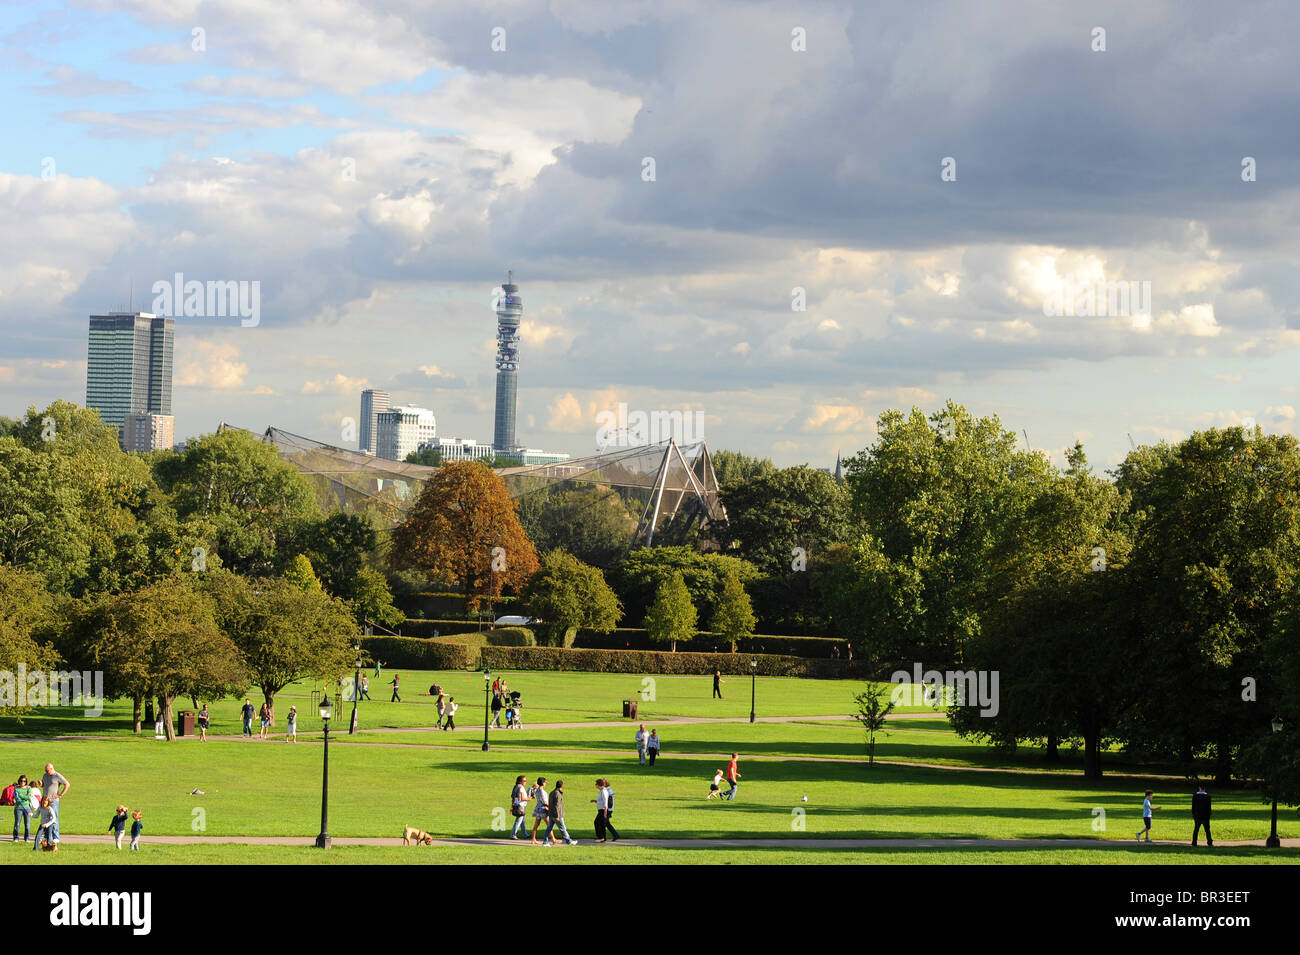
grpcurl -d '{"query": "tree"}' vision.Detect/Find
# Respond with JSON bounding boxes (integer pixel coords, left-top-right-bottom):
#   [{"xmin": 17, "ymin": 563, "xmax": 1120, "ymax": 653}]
[
  {"xmin": 719, "ymin": 465, "xmax": 850, "ymax": 577},
  {"xmin": 283, "ymin": 553, "xmax": 322, "ymax": 592},
  {"xmin": 612, "ymin": 546, "xmax": 759, "ymax": 626},
  {"xmin": 390, "ymin": 461, "xmax": 539, "ymax": 612},
  {"xmin": 852, "ymin": 684, "xmax": 896, "ymax": 766},
  {"xmin": 156, "ymin": 428, "xmax": 321, "ymax": 577},
  {"xmin": 405, "ymin": 447, "xmax": 443, "ymax": 467},
  {"xmin": 0, "ymin": 564, "xmax": 62, "ymax": 713},
  {"xmin": 349, "ymin": 566, "xmax": 404, "ymax": 629},
  {"xmin": 524, "ymin": 486, "xmax": 637, "ymax": 568},
  {"xmin": 208, "ymin": 572, "xmax": 356, "ymax": 721},
  {"xmin": 711, "ymin": 570, "xmax": 756, "ymax": 652},
  {"xmin": 644, "ymin": 572, "xmax": 697, "ymax": 652},
  {"xmin": 522, "ymin": 549, "xmax": 622, "ymax": 646},
  {"xmin": 712, "ymin": 450, "xmax": 776, "ymax": 488},
  {"xmin": 85, "ymin": 577, "xmax": 247, "ymax": 740}
]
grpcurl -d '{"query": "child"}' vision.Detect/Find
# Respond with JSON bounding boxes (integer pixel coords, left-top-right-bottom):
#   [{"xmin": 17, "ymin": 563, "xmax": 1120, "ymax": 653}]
[
  {"xmin": 443, "ymin": 696, "xmax": 457, "ymax": 731},
  {"xmin": 511, "ymin": 700, "xmax": 523, "ymax": 730},
  {"xmin": 708, "ymin": 768, "xmax": 724, "ymax": 799},
  {"xmin": 109, "ymin": 804, "xmax": 128, "ymax": 849},
  {"xmin": 130, "ymin": 810, "xmax": 144, "ymax": 851},
  {"xmin": 33, "ymin": 796, "xmax": 55, "ymax": 851},
  {"xmin": 286, "ymin": 705, "xmax": 297, "ymax": 742},
  {"xmin": 1135, "ymin": 789, "xmax": 1161, "ymax": 842}
]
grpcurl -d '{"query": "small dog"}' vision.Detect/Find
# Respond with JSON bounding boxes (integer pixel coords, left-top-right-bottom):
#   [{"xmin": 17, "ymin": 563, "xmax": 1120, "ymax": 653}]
[{"xmin": 402, "ymin": 825, "xmax": 434, "ymax": 846}]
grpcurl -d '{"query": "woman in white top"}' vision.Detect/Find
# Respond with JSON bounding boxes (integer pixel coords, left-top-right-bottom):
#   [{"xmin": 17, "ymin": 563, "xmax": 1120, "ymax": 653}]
[
  {"xmin": 510, "ymin": 775, "xmax": 529, "ymax": 840},
  {"xmin": 530, "ymin": 777, "xmax": 550, "ymax": 844}
]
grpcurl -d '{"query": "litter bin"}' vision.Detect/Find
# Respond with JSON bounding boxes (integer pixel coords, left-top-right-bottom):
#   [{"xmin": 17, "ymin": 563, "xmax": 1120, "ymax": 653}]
[
  {"xmin": 622, "ymin": 699, "xmax": 638, "ymax": 719},
  {"xmin": 179, "ymin": 710, "xmax": 196, "ymax": 737}
]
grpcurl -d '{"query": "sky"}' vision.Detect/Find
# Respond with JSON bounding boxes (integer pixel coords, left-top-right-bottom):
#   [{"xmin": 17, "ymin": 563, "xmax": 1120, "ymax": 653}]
[{"xmin": 2, "ymin": 0, "xmax": 1299, "ymax": 470}]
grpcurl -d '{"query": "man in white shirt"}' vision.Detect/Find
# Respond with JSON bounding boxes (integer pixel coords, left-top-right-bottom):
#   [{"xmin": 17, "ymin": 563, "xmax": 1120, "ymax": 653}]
[
  {"xmin": 635, "ymin": 724, "xmax": 649, "ymax": 765},
  {"xmin": 592, "ymin": 779, "xmax": 609, "ymax": 841}
]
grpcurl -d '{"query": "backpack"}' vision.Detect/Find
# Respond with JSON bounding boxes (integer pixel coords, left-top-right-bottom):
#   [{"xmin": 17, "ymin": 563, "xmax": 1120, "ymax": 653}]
[
  {"xmin": 511, "ymin": 786, "xmax": 524, "ymax": 816},
  {"xmin": 1, "ymin": 784, "xmax": 14, "ymax": 806}
]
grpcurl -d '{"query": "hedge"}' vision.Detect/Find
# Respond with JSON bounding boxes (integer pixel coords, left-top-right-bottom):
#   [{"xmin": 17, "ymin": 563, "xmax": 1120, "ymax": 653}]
[
  {"xmin": 434, "ymin": 627, "xmax": 537, "ymax": 650},
  {"xmin": 479, "ymin": 646, "xmax": 856, "ymax": 678},
  {"xmin": 398, "ymin": 618, "xmax": 482, "ymax": 638},
  {"xmin": 359, "ymin": 636, "xmax": 473, "ymax": 670},
  {"xmin": 571, "ymin": 628, "xmax": 845, "ymax": 657}
]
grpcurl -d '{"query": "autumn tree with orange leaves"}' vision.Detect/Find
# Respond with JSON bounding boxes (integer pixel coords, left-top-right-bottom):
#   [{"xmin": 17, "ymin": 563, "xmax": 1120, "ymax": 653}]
[{"xmin": 391, "ymin": 461, "xmax": 539, "ymax": 612}]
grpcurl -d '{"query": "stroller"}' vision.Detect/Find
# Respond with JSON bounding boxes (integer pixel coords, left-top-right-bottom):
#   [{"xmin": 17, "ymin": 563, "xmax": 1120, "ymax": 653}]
[{"xmin": 505, "ymin": 691, "xmax": 524, "ymax": 729}]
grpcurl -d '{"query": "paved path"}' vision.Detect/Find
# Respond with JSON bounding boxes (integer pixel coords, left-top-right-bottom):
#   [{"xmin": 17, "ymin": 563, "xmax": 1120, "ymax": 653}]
[{"xmin": 45, "ymin": 833, "xmax": 1300, "ymax": 849}]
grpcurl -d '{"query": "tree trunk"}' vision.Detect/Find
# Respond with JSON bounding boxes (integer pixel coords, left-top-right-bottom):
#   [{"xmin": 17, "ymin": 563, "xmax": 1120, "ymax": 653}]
[
  {"xmin": 1045, "ymin": 735, "xmax": 1060, "ymax": 762},
  {"xmin": 1084, "ymin": 731, "xmax": 1102, "ymax": 779},
  {"xmin": 161, "ymin": 694, "xmax": 177, "ymax": 741},
  {"xmin": 262, "ymin": 689, "xmax": 276, "ymax": 725},
  {"xmin": 132, "ymin": 695, "xmax": 142, "ymax": 734},
  {"xmin": 670, "ymin": 639, "xmax": 677, "ymax": 652},
  {"xmin": 1213, "ymin": 741, "xmax": 1233, "ymax": 787},
  {"xmin": 144, "ymin": 698, "xmax": 155, "ymax": 725}
]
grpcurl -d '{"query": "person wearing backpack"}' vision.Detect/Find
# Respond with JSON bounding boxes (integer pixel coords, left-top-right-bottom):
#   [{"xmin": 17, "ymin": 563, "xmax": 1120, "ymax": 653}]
[{"xmin": 509, "ymin": 775, "xmax": 530, "ymax": 839}]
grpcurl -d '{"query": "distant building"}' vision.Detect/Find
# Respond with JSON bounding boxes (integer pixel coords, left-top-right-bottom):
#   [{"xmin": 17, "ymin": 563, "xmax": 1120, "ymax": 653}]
[
  {"xmin": 376, "ymin": 405, "xmax": 437, "ymax": 461},
  {"xmin": 359, "ymin": 388, "xmax": 390, "ymax": 455},
  {"xmin": 435, "ymin": 437, "xmax": 496, "ymax": 462},
  {"xmin": 493, "ymin": 272, "xmax": 522, "ymax": 452},
  {"xmin": 516, "ymin": 448, "xmax": 571, "ymax": 466},
  {"xmin": 121, "ymin": 413, "xmax": 174, "ymax": 452},
  {"xmin": 86, "ymin": 312, "xmax": 174, "ymax": 444}
]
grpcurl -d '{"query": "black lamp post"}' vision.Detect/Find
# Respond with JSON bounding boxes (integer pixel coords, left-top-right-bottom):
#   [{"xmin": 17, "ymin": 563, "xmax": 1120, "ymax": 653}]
[
  {"xmin": 482, "ymin": 670, "xmax": 492, "ymax": 751},
  {"xmin": 749, "ymin": 658, "xmax": 757, "ymax": 723},
  {"xmin": 1267, "ymin": 715, "xmax": 1284, "ymax": 848},
  {"xmin": 315, "ymin": 693, "xmax": 332, "ymax": 849},
  {"xmin": 349, "ymin": 634, "xmax": 363, "ymax": 735}
]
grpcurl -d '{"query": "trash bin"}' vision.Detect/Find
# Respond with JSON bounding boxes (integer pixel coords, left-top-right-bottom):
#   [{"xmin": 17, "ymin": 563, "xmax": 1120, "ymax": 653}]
[
  {"xmin": 622, "ymin": 699, "xmax": 638, "ymax": 719},
  {"xmin": 179, "ymin": 710, "xmax": 196, "ymax": 737}
]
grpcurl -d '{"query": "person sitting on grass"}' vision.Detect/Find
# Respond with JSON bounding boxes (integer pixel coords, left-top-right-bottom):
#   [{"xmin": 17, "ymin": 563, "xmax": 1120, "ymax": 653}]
[
  {"xmin": 130, "ymin": 810, "xmax": 143, "ymax": 851},
  {"xmin": 109, "ymin": 804, "xmax": 128, "ymax": 849}
]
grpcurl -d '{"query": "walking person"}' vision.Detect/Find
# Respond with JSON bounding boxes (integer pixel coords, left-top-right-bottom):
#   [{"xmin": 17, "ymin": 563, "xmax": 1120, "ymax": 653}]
[
  {"xmin": 443, "ymin": 696, "xmax": 457, "ymax": 731},
  {"xmin": 724, "ymin": 753, "xmax": 741, "ymax": 801},
  {"xmin": 129, "ymin": 810, "xmax": 143, "ymax": 851},
  {"xmin": 592, "ymin": 778, "xmax": 609, "ymax": 842},
  {"xmin": 529, "ymin": 777, "xmax": 550, "ymax": 844},
  {"xmin": 647, "ymin": 729, "xmax": 661, "ymax": 766},
  {"xmin": 285, "ymin": 705, "xmax": 297, "ymax": 742},
  {"xmin": 258, "ymin": 701, "xmax": 272, "ymax": 739},
  {"xmin": 374, "ymin": 660, "xmax": 384, "ymax": 678},
  {"xmin": 602, "ymin": 778, "xmax": 620, "ymax": 841},
  {"xmin": 490, "ymin": 690, "xmax": 504, "ymax": 728},
  {"xmin": 1192, "ymin": 783, "xmax": 1213, "ymax": 847},
  {"xmin": 196, "ymin": 704, "xmax": 210, "ymax": 742},
  {"xmin": 707, "ymin": 768, "xmax": 724, "ymax": 799},
  {"xmin": 8, "ymin": 774, "xmax": 30, "ymax": 841},
  {"xmin": 390, "ymin": 673, "xmax": 401, "ymax": 703},
  {"xmin": 1135, "ymin": 789, "xmax": 1161, "ymax": 842},
  {"xmin": 41, "ymin": 762, "xmax": 69, "ymax": 845},
  {"xmin": 712, "ymin": 669, "xmax": 723, "ymax": 699},
  {"xmin": 240, "ymin": 698, "xmax": 255, "ymax": 738},
  {"xmin": 359, "ymin": 674, "xmax": 371, "ymax": 700},
  {"xmin": 109, "ymin": 804, "xmax": 128, "ymax": 849},
  {"xmin": 509, "ymin": 774, "xmax": 530, "ymax": 840},
  {"xmin": 435, "ymin": 693, "xmax": 446, "ymax": 728},
  {"xmin": 544, "ymin": 779, "xmax": 578, "ymax": 846},
  {"xmin": 635, "ymin": 724, "xmax": 649, "ymax": 765}
]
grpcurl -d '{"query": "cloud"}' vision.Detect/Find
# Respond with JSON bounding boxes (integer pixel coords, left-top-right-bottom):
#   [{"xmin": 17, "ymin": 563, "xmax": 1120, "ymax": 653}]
[
  {"xmin": 175, "ymin": 341, "xmax": 248, "ymax": 390},
  {"xmin": 301, "ymin": 373, "xmax": 368, "ymax": 394}
]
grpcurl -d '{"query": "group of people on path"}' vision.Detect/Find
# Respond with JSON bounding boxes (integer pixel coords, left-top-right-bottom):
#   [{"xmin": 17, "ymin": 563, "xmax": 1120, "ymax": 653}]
[
  {"xmin": 1136, "ymin": 784, "xmax": 1216, "ymax": 846},
  {"xmin": 4, "ymin": 763, "xmax": 69, "ymax": 851},
  {"xmin": 424, "ymin": 683, "xmax": 459, "ymax": 730},
  {"xmin": 509, "ymin": 776, "xmax": 621, "ymax": 845},
  {"xmin": 634, "ymin": 724, "xmax": 662, "ymax": 765},
  {"xmin": 238, "ymin": 698, "xmax": 298, "ymax": 741},
  {"xmin": 489, "ymin": 676, "xmax": 524, "ymax": 729}
]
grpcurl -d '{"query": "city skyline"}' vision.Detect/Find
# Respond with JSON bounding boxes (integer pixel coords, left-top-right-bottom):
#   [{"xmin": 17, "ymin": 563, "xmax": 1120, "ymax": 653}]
[{"xmin": 3, "ymin": 3, "xmax": 1300, "ymax": 471}]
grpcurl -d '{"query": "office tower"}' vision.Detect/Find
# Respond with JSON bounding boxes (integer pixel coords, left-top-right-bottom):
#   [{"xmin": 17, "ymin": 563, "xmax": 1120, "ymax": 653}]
[
  {"xmin": 359, "ymin": 388, "xmax": 390, "ymax": 454},
  {"xmin": 493, "ymin": 272, "xmax": 521, "ymax": 452},
  {"xmin": 86, "ymin": 313, "xmax": 174, "ymax": 439},
  {"xmin": 375, "ymin": 405, "xmax": 437, "ymax": 461},
  {"xmin": 122, "ymin": 413, "xmax": 175, "ymax": 452}
]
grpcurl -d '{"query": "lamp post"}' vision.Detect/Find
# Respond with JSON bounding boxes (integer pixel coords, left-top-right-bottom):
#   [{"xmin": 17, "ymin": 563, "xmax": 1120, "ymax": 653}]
[
  {"xmin": 749, "ymin": 658, "xmax": 757, "ymax": 723},
  {"xmin": 349, "ymin": 634, "xmax": 363, "ymax": 735},
  {"xmin": 482, "ymin": 670, "xmax": 492, "ymax": 751},
  {"xmin": 1267, "ymin": 715, "xmax": 1283, "ymax": 848},
  {"xmin": 315, "ymin": 693, "xmax": 332, "ymax": 849}
]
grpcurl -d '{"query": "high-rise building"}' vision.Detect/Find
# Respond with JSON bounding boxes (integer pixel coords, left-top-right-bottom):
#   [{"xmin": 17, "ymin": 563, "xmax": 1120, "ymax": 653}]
[
  {"xmin": 359, "ymin": 388, "xmax": 390, "ymax": 455},
  {"xmin": 493, "ymin": 272, "xmax": 522, "ymax": 452},
  {"xmin": 86, "ymin": 313, "xmax": 174, "ymax": 441},
  {"xmin": 376, "ymin": 405, "xmax": 437, "ymax": 461},
  {"xmin": 122, "ymin": 412, "xmax": 174, "ymax": 452}
]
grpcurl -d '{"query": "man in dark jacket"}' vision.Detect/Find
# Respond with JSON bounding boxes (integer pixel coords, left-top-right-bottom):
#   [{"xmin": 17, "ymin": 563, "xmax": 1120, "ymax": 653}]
[
  {"xmin": 544, "ymin": 780, "xmax": 577, "ymax": 846},
  {"xmin": 1192, "ymin": 784, "xmax": 1213, "ymax": 847}
]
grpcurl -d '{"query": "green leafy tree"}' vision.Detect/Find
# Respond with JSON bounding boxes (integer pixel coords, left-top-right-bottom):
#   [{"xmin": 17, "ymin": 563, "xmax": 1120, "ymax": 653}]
[
  {"xmin": 526, "ymin": 486, "xmax": 637, "ymax": 568},
  {"xmin": 522, "ymin": 549, "xmax": 623, "ymax": 646},
  {"xmin": 0, "ymin": 564, "xmax": 63, "ymax": 713},
  {"xmin": 852, "ymin": 684, "xmax": 896, "ymax": 766},
  {"xmin": 612, "ymin": 546, "xmax": 759, "ymax": 626},
  {"xmin": 712, "ymin": 450, "xmax": 776, "ymax": 488},
  {"xmin": 283, "ymin": 553, "xmax": 322, "ymax": 592},
  {"xmin": 719, "ymin": 465, "xmax": 850, "ymax": 577},
  {"xmin": 711, "ymin": 570, "xmax": 756, "ymax": 652},
  {"xmin": 644, "ymin": 572, "xmax": 697, "ymax": 652},
  {"xmin": 405, "ymin": 447, "xmax": 443, "ymax": 467}
]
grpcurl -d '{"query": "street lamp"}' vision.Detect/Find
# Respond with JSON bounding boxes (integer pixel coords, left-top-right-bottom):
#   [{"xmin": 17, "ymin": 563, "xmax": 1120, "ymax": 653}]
[
  {"xmin": 315, "ymin": 693, "xmax": 332, "ymax": 849},
  {"xmin": 749, "ymin": 658, "xmax": 757, "ymax": 723},
  {"xmin": 482, "ymin": 670, "xmax": 492, "ymax": 751},
  {"xmin": 349, "ymin": 634, "xmax": 364, "ymax": 735},
  {"xmin": 1267, "ymin": 715, "xmax": 1284, "ymax": 848}
]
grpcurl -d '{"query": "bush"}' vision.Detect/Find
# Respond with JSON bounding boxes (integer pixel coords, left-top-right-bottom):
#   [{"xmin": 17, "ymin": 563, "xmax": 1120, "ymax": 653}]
[
  {"xmin": 398, "ymin": 618, "xmax": 481, "ymax": 638},
  {"xmin": 359, "ymin": 636, "xmax": 473, "ymax": 670},
  {"xmin": 479, "ymin": 646, "xmax": 855, "ymax": 678},
  {"xmin": 570, "ymin": 628, "xmax": 843, "ymax": 657}
]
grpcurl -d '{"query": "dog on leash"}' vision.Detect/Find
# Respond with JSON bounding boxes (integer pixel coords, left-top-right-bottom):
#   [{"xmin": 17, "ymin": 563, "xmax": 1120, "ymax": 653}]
[{"xmin": 403, "ymin": 824, "xmax": 434, "ymax": 846}]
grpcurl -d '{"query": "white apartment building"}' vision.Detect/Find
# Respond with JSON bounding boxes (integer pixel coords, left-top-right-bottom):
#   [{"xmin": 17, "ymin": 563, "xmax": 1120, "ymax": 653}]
[{"xmin": 375, "ymin": 405, "xmax": 437, "ymax": 461}]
